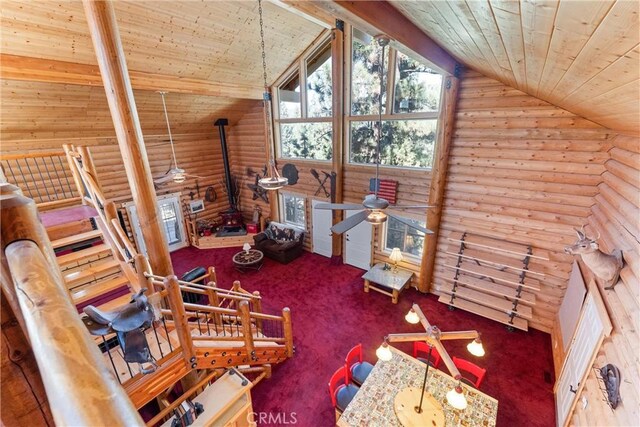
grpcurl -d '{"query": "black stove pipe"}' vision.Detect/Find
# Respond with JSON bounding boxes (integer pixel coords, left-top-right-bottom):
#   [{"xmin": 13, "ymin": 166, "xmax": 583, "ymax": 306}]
[{"xmin": 214, "ymin": 118, "xmax": 235, "ymax": 211}]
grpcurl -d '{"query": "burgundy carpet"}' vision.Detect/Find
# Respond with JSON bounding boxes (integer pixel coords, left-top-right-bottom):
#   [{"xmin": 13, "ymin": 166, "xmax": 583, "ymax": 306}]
[
  {"xmin": 171, "ymin": 246, "xmax": 556, "ymax": 427},
  {"xmin": 39, "ymin": 205, "xmax": 98, "ymax": 227}
]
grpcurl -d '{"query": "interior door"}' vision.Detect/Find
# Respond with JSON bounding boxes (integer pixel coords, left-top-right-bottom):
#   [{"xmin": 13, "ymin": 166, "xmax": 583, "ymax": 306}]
[
  {"xmin": 126, "ymin": 193, "xmax": 188, "ymax": 255},
  {"xmin": 555, "ymin": 289, "xmax": 612, "ymax": 426},
  {"xmin": 312, "ymin": 199, "xmax": 333, "ymax": 258},
  {"xmin": 344, "ymin": 210, "xmax": 372, "ymax": 270}
]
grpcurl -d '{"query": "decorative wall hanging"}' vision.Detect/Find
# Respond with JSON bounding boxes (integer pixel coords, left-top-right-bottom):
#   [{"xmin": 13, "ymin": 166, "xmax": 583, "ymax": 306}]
[
  {"xmin": 205, "ymin": 186, "xmax": 217, "ymax": 203},
  {"xmin": 247, "ymin": 173, "xmax": 269, "ymax": 203},
  {"xmin": 310, "ymin": 168, "xmax": 330, "ymax": 198},
  {"xmin": 369, "ymin": 178, "xmax": 398, "ymax": 205},
  {"xmin": 282, "ymin": 163, "xmax": 299, "ymax": 185},
  {"xmin": 564, "ymin": 225, "xmax": 624, "ymax": 289}
]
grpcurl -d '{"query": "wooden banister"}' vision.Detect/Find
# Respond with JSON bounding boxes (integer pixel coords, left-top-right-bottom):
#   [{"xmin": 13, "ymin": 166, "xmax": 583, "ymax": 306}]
[
  {"xmin": 238, "ymin": 301, "xmax": 255, "ymax": 360},
  {"xmin": 164, "ymin": 275, "xmax": 196, "ymax": 369},
  {"xmin": 282, "ymin": 307, "xmax": 294, "ymax": 357},
  {"xmin": 1, "ymin": 192, "xmax": 143, "ymax": 426}
]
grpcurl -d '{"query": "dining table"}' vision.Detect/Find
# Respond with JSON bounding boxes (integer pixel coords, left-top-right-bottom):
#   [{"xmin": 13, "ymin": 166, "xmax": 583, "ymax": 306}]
[{"xmin": 337, "ymin": 346, "xmax": 498, "ymax": 427}]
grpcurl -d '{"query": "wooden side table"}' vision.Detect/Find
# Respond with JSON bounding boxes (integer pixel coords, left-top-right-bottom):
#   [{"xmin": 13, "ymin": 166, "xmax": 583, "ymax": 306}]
[
  {"xmin": 232, "ymin": 249, "xmax": 264, "ymax": 272},
  {"xmin": 362, "ymin": 263, "xmax": 414, "ymax": 304}
]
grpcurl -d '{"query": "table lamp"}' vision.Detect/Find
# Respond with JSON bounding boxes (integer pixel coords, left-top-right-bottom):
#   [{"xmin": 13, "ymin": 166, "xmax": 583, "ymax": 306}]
[
  {"xmin": 243, "ymin": 243, "xmax": 251, "ymax": 253},
  {"xmin": 389, "ymin": 247, "xmax": 403, "ymax": 273}
]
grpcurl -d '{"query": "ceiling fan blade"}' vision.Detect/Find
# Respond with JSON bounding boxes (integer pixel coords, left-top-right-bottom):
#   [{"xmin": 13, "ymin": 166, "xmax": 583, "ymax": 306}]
[
  {"xmin": 315, "ymin": 203, "xmax": 363, "ymax": 210},
  {"xmin": 388, "ymin": 205, "xmax": 437, "ymax": 210},
  {"xmin": 184, "ymin": 173, "xmax": 205, "ymax": 179},
  {"xmin": 388, "ymin": 213, "xmax": 434, "ymax": 235},
  {"xmin": 153, "ymin": 173, "xmax": 175, "ymax": 184},
  {"xmin": 331, "ymin": 210, "xmax": 369, "ymax": 234}
]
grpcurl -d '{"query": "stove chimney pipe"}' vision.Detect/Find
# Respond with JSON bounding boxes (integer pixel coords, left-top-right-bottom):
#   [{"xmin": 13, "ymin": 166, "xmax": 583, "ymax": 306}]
[{"xmin": 214, "ymin": 118, "xmax": 235, "ymax": 211}]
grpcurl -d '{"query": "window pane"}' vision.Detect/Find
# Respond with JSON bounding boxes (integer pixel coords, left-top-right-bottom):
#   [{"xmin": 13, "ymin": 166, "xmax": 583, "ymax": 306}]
[
  {"xmin": 307, "ymin": 44, "xmax": 332, "ymax": 118},
  {"xmin": 385, "ymin": 216, "xmax": 425, "ymax": 257},
  {"xmin": 394, "ymin": 51, "xmax": 442, "ymax": 113},
  {"xmin": 351, "ymin": 37, "xmax": 388, "ymax": 116},
  {"xmin": 279, "ymin": 73, "xmax": 301, "ymax": 119},
  {"xmin": 280, "ymin": 122, "xmax": 332, "ymax": 161},
  {"xmin": 284, "ymin": 195, "xmax": 305, "ymax": 227},
  {"xmin": 350, "ymin": 119, "xmax": 437, "ymax": 168}
]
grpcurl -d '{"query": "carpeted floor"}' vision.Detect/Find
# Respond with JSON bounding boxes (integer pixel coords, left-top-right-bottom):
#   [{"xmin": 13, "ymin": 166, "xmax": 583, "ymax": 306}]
[{"xmin": 171, "ymin": 246, "xmax": 556, "ymax": 427}]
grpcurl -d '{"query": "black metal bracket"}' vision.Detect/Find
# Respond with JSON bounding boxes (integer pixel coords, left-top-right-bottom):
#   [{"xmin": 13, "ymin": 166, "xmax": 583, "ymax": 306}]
[{"xmin": 450, "ymin": 232, "xmax": 467, "ymax": 304}]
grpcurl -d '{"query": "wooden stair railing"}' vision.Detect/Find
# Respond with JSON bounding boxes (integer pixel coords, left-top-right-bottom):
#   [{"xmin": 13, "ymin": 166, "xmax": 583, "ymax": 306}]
[{"xmin": 0, "ymin": 188, "xmax": 144, "ymax": 426}]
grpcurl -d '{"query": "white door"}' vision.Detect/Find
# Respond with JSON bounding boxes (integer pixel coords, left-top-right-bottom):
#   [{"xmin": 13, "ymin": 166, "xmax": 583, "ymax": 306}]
[
  {"xmin": 344, "ymin": 211, "xmax": 372, "ymax": 270},
  {"xmin": 555, "ymin": 291, "xmax": 612, "ymax": 427},
  {"xmin": 312, "ymin": 199, "xmax": 333, "ymax": 258},
  {"xmin": 125, "ymin": 193, "xmax": 188, "ymax": 255}
]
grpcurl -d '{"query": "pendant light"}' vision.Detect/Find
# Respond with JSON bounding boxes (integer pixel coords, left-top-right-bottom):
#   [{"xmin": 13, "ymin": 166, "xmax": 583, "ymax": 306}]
[
  {"xmin": 257, "ymin": 0, "xmax": 288, "ymax": 191},
  {"xmin": 160, "ymin": 91, "xmax": 186, "ymax": 184}
]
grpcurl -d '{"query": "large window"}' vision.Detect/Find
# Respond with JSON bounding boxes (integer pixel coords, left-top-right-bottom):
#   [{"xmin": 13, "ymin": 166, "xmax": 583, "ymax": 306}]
[
  {"xmin": 384, "ymin": 215, "xmax": 426, "ymax": 258},
  {"xmin": 280, "ymin": 193, "xmax": 306, "ymax": 228},
  {"xmin": 349, "ymin": 31, "xmax": 442, "ymax": 169},
  {"xmin": 275, "ymin": 40, "xmax": 333, "ymax": 161}
]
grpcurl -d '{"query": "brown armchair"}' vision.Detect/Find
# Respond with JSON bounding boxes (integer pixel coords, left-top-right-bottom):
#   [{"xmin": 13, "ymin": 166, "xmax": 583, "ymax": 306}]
[{"xmin": 253, "ymin": 221, "xmax": 305, "ymax": 264}]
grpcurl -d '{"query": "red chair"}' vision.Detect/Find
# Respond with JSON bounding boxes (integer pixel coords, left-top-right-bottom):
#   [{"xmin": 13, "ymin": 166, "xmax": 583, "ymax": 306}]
[
  {"xmin": 328, "ymin": 366, "xmax": 360, "ymax": 420},
  {"xmin": 345, "ymin": 344, "xmax": 374, "ymax": 386},
  {"xmin": 413, "ymin": 341, "xmax": 442, "ymax": 369},
  {"xmin": 453, "ymin": 356, "xmax": 486, "ymax": 389}
]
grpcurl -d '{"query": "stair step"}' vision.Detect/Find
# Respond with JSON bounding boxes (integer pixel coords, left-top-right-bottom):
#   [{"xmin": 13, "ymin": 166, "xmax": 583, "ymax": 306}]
[
  {"xmin": 46, "ymin": 218, "xmax": 95, "ymax": 242},
  {"xmin": 64, "ymin": 259, "xmax": 120, "ymax": 289},
  {"xmin": 436, "ymin": 282, "xmax": 533, "ymax": 320},
  {"xmin": 440, "ymin": 274, "xmax": 536, "ymax": 305},
  {"xmin": 438, "ymin": 295, "xmax": 528, "ymax": 331},
  {"xmin": 52, "ymin": 229, "xmax": 102, "ymax": 250},
  {"xmin": 57, "ymin": 244, "xmax": 112, "ymax": 270},
  {"xmin": 71, "ymin": 275, "xmax": 130, "ymax": 305},
  {"xmin": 93, "ymin": 293, "xmax": 132, "ymax": 312}
]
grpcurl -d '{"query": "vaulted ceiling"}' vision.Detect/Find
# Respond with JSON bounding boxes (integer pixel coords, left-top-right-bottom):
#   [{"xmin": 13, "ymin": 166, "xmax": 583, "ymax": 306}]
[{"xmin": 390, "ymin": 0, "xmax": 639, "ymax": 134}]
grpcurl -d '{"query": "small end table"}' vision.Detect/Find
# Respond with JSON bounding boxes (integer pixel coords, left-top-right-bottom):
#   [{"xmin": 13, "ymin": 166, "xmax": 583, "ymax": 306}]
[
  {"xmin": 232, "ymin": 249, "xmax": 264, "ymax": 272},
  {"xmin": 362, "ymin": 263, "xmax": 414, "ymax": 304}
]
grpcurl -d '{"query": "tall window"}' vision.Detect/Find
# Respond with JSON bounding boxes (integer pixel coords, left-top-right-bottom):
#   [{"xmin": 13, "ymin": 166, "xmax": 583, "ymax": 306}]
[
  {"xmin": 276, "ymin": 40, "xmax": 333, "ymax": 161},
  {"xmin": 349, "ymin": 30, "xmax": 442, "ymax": 169},
  {"xmin": 384, "ymin": 215, "xmax": 426, "ymax": 258},
  {"xmin": 280, "ymin": 193, "xmax": 306, "ymax": 228}
]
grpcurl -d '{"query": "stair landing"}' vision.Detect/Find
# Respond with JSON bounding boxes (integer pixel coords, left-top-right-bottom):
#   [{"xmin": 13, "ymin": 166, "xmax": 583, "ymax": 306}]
[{"xmin": 40, "ymin": 205, "xmax": 98, "ymax": 228}]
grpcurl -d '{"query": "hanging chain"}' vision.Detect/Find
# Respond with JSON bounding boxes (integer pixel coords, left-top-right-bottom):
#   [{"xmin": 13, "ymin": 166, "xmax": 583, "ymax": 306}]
[
  {"xmin": 257, "ymin": 0, "xmax": 276, "ymax": 170},
  {"xmin": 375, "ymin": 38, "xmax": 388, "ymax": 198}
]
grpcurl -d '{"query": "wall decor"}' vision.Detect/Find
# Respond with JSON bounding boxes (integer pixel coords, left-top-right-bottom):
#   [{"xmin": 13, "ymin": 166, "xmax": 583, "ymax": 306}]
[{"xmin": 282, "ymin": 163, "xmax": 299, "ymax": 185}]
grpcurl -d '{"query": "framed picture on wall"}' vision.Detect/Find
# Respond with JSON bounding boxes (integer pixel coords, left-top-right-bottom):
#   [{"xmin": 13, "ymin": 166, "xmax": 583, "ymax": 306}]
[{"xmin": 189, "ymin": 199, "xmax": 205, "ymax": 214}]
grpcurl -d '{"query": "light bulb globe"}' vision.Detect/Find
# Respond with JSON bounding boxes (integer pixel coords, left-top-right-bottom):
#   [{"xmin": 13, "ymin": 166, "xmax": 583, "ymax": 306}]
[
  {"xmin": 446, "ymin": 386, "xmax": 468, "ymax": 410},
  {"xmin": 405, "ymin": 309, "xmax": 420, "ymax": 324},
  {"xmin": 467, "ymin": 338, "xmax": 485, "ymax": 357},
  {"xmin": 376, "ymin": 342, "xmax": 393, "ymax": 361}
]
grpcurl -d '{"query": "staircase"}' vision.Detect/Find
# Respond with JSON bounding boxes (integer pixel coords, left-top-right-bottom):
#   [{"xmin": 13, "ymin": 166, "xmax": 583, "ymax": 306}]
[{"xmin": 45, "ymin": 207, "xmax": 134, "ymax": 312}]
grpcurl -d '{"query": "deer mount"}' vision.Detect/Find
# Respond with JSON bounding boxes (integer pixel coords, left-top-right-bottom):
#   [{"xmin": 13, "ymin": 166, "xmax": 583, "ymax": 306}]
[{"xmin": 564, "ymin": 225, "xmax": 624, "ymax": 290}]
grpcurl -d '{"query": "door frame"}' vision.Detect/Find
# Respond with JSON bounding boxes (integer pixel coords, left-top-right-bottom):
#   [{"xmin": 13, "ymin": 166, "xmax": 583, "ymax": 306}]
[{"xmin": 124, "ymin": 192, "xmax": 188, "ymax": 254}]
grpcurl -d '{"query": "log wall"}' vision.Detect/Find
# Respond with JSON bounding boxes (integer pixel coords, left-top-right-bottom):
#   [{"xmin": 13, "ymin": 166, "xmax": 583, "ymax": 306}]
[
  {"xmin": 570, "ymin": 133, "xmax": 639, "ymax": 426},
  {"xmin": 431, "ymin": 70, "xmax": 612, "ymax": 333}
]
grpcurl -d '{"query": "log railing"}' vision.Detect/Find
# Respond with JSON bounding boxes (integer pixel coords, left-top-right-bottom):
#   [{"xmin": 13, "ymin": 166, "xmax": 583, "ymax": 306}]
[
  {"xmin": 63, "ymin": 144, "xmax": 139, "ymax": 266},
  {"xmin": 0, "ymin": 187, "xmax": 144, "ymax": 426},
  {"xmin": 1, "ymin": 151, "xmax": 82, "ymax": 210}
]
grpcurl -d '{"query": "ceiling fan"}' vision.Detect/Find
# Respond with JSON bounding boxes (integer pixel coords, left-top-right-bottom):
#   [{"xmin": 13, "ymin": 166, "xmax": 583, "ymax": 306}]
[
  {"xmin": 154, "ymin": 91, "xmax": 203, "ymax": 185},
  {"xmin": 316, "ymin": 37, "xmax": 435, "ymax": 236}
]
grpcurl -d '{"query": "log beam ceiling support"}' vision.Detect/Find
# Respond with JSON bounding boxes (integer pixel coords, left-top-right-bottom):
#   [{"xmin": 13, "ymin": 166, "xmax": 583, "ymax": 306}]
[
  {"xmin": 82, "ymin": 0, "xmax": 173, "ymax": 276},
  {"xmin": 331, "ymin": 22, "xmax": 345, "ymax": 259},
  {"xmin": 420, "ymin": 76, "xmax": 460, "ymax": 293},
  {"xmin": 280, "ymin": 0, "xmax": 458, "ymax": 76},
  {"xmin": 0, "ymin": 54, "xmax": 263, "ymax": 100}
]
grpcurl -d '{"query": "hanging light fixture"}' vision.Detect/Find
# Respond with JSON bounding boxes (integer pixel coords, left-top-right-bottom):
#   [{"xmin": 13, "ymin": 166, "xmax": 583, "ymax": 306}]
[
  {"xmin": 467, "ymin": 336, "xmax": 485, "ymax": 357},
  {"xmin": 446, "ymin": 377, "xmax": 468, "ymax": 410},
  {"xmin": 257, "ymin": 0, "xmax": 288, "ymax": 191}
]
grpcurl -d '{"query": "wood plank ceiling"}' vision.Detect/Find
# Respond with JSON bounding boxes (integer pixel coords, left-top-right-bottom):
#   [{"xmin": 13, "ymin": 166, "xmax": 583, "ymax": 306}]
[{"xmin": 390, "ymin": 0, "xmax": 640, "ymax": 134}]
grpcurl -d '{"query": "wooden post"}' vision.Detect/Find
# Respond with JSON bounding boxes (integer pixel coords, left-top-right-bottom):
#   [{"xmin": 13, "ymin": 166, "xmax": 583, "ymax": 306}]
[
  {"xmin": 238, "ymin": 301, "xmax": 255, "ymax": 361},
  {"xmin": 205, "ymin": 287, "xmax": 222, "ymax": 325},
  {"xmin": 252, "ymin": 291, "xmax": 263, "ymax": 332},
  {"xmin": 164, "ymin": 275, "xmax": 195, "ymax": 368},
  {"xmin": 282, "ymin": 307, "xmax": 294, "ymax": 357},
  {"xmin": 419, "ymin": 75, "xmax": 460, "ymax": 293},
  {"xmin": 103, "ymin": 201, "xmax": 125, "ymax": 261},
  {"xmin": 133, "ymin": 253, "xmax": 153, "ymax": 293},
  {"xmin": 62, "ymin": 144, "xmax": 87, "ymax": 203},
  {"xmin": 331, "ymin": 22, "xmax": 345, "ymax": 261},
  {"xmin": 82, "ymin": 0, "xmax": 173, "ymax": 277},
  {"xmin": 207, "ymin": 266, "xmax": 218, "ymax": 285},
  {"xmin": 77, "ymin": 146, "xmax": 99, "ymax": 188}
]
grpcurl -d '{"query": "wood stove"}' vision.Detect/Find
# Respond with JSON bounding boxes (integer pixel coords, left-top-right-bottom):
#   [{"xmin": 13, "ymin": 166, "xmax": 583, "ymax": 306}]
[{"xmin": 215, "ymin": 118, "xmax": 246, "ymax": 237}]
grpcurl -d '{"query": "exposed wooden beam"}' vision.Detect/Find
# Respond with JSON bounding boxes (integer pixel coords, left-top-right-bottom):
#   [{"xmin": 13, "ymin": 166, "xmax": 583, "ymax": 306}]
[
  {"xmin": 282, "ymin": 0, "xmax": 458, "ymax": 75},
  {"xmin": 420, "ymin": 76, "xmax": 460, "ymax": 292},
  {"xmin": 82, "ymin": 0, "xmax": 173, "ymax": 277},
  {"xmin": 0, "ymin": 54, "xmax": 263, "ymax": 100},
  {"xmin": 268, "ymin": 0, "xmax": 333, "ymax": 28},
  {"xmin": 331, "ymin": 24, "xmax": 345, "ymax": 260}
]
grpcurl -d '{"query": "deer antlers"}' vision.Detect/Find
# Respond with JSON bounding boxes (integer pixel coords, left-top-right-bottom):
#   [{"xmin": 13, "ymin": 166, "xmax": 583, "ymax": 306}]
[{"xmin": 574, "ymin": 224, "xmax": 600, "ymax": 241}]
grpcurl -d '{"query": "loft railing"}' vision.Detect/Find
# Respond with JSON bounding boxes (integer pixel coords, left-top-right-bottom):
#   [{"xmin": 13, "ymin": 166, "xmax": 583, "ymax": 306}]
[
  {"xmin": 0, "ymin": 184, "xmax": 144, "ymax": 426},
  {"xmin": 1, "ymin": 151, "xmax": 82, "ymax": 210}
]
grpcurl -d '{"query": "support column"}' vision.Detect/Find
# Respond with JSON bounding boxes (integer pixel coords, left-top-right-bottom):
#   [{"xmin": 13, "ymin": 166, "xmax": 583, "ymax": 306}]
[
  {"xmin": 419, "ymin": 75, "xmax": 460, "ymax": 292},
  {"xmin": 82, "ymin": 0, "xmax": 173, "ymax": 276},
  {"xmin": 331, "ymin": 21, "xmax": 345, "ymax": 262}
]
